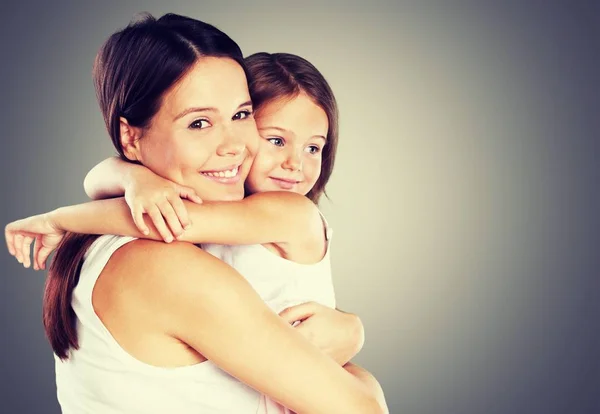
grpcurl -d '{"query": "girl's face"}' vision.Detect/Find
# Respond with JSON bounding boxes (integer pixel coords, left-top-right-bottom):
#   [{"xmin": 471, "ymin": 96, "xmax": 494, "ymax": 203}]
[
  {"xmin": 133, "ymin": 57, "xmax": 259, "ymax": 202},
  {"xmin": 245, "ymin": 93, "xmax": 328, "ymax": 196}
]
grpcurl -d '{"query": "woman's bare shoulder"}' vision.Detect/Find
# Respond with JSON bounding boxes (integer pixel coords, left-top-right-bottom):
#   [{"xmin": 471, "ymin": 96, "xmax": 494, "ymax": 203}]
[{"xmin": 97, "ymin": 239, "xmax": 240, "ymax": 306}]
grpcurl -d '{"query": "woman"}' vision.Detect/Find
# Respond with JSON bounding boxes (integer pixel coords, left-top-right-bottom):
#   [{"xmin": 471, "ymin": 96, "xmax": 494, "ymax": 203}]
[{"xmin": 6, "ymin": 13, "xmax": 386, "ymax": 414}]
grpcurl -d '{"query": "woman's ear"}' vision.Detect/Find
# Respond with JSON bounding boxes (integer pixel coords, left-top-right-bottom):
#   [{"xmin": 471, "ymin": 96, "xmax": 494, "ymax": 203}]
[{"xmin": 119, "ymin": 117, "xmax": 143, "ymax": 161}]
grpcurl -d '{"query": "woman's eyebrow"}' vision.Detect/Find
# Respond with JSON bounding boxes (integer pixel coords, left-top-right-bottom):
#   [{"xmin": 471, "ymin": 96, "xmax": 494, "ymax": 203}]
[
  {"xmin": 174, "ymin": 106, "xmax": 216, "ymax": 121},
  {"xmin": 174, "ymin": 100, "xmax": 253, "ymax": 121},
  {"xmin": 237, "ymin": 100, "xmax": 252, "ymax": 109}
]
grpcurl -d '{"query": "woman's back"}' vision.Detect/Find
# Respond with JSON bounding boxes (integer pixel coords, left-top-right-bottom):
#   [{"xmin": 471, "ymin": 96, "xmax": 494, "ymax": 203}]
[{"xmin": 56, "ymin": 235, "xmax": 261, "ymax": 414}]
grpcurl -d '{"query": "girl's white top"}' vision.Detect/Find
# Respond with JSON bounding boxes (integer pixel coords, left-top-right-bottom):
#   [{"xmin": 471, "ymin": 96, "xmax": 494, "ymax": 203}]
[
  {"xmin": 201, "ymin": 213, "xmax": 336, "ymax": 314},
  {"xmin": 55, "ymin": 215, "xmax": 335, "ymax": 414}
]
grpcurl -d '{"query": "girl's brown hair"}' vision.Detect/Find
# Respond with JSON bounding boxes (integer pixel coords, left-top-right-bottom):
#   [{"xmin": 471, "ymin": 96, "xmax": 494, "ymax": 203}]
[{"xmin": 245, "ymin": 52, "xmax": 339, "ymax": 204}]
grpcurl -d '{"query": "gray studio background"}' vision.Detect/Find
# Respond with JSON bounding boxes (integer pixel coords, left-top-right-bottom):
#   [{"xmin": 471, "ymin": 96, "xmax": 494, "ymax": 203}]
[{"xmin": 1, "ymin": 1, "xmax": 598, "ymax": 413}]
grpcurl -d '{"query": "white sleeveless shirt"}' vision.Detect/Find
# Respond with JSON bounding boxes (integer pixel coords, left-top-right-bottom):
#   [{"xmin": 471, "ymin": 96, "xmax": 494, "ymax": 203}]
[
  {"xmin": 55, "ymin": 215, "xmax": 336, "ymax": 413},
  {"xmin": 55, "ymin": 235, "xmax": 262, "ymax": 414},
  {"xmin": 201, "ymin": 214, "xmax": 336, "ymax": 314}
]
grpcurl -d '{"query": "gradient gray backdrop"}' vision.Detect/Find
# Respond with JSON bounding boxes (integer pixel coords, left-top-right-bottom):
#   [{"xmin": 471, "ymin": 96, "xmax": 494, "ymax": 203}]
[{"xmin": 1, "ymin": 1, "xmax": 598, "ymax": 413}]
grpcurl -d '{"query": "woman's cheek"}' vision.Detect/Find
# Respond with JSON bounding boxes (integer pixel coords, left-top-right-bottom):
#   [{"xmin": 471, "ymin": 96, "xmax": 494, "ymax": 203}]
[{"xmin": 232, "ymin": 118, "xmax": 259, "ymax": 154}]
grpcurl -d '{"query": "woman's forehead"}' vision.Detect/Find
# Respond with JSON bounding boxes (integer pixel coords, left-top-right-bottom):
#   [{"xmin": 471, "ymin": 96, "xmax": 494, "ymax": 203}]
[{"xmin": 161, "ymin": 57, "xmax": 250, "ymax": 118}]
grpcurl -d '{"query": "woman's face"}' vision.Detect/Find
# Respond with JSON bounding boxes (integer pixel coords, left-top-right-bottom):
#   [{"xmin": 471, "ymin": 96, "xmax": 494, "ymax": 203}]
[
  {"xmin": 135, "ymin": 57, "xmax": 259, "ymax": 202},
  {"xmin": 245, "ymin": 93, "xmax": 328, "ymax": 196}
]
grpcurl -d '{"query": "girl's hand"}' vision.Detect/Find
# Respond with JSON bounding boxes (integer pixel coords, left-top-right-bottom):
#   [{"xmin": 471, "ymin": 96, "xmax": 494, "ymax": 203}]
[
  {"xmin": 279, "ymin": 302, "xmax": 365, "ymax": 366},
  {"xmin": 5, "ymin": 213, "xmax": 65, "ymax": 270},
  {"xmin": 125, "ymin": 168, "xmax": 203, "ymax": 242}
]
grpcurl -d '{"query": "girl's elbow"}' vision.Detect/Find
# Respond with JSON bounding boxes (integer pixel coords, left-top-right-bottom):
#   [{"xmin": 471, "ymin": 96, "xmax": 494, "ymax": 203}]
[{"xmin": 83, "ymin": 174, "xmax": 97, "ymax": 199}]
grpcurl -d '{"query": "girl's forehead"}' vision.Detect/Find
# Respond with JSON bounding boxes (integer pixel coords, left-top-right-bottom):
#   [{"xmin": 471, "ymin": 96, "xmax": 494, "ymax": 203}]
[{"xmin": 255, "ymin": 94, "xmax": 328, "ymax": 138}]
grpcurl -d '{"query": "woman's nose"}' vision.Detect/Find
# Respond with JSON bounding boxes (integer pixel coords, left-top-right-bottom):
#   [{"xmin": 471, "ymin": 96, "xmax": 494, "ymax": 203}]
[{"xmin": 217, "ymin": 125, "xmax": 245, "ymax": 157}]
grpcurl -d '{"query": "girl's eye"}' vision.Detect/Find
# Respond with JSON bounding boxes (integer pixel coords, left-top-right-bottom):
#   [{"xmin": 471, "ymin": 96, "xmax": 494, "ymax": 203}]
[
  {"xmin": 306, "ymin": 145, "xmax": 321, "ymax": 154},
  {"xmin": 189, "ymin": 119, "xmax": 210, "ymax": 129},
  {"xmin": 232, "ymin": 110, "xmax": 253, "ymax": 120},
  {"xmin": 267, "ymin": 137, "xmax": 284, "ymax": 147}
]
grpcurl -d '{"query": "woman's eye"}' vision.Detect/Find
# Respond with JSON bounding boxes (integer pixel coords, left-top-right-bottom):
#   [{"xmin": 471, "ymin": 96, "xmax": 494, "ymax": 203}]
[
  {"xmin": 267, "ymin": 137, "xmax": 284, "ymax": 147},
  {"xmin": 189, "ymin": 119, "xmax": 210, "ymax": 129},
  {"xmin": 233, "ymin": 110, "xmax": 253, "ymax": 120},
  {"xmin": 306, "ymin": 145, "xmax": 321, "ymax": 154}
]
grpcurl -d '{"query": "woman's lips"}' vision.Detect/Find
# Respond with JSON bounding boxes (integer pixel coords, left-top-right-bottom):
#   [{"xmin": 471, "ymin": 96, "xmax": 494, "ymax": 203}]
[
  {"xmin": 199, "ymin": 164, "xmax": 242, "ymax": 184},
  {"xmin": 269, "ymin": 177, "xmax": 301, "ymax": 190}
]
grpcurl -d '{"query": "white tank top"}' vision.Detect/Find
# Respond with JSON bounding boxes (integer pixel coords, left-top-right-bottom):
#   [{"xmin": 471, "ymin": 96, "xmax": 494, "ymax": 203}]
[
  {"xmin": 55, "ymin": 235, "xmax": 262, "ymax": 414},
  {"xmin": 201, "ymin": 212, "xmax": 336, "ymax": 314},
  {"xmin": 56, "ymin": 214, "xmax": 336, "ymax": 413}
]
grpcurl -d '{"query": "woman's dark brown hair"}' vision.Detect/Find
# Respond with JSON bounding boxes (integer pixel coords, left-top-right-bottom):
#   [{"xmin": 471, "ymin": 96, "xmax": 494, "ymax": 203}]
[
  {"xmin": 45, "ymin": 13, "xmax": 247, "ymax": 359},
  {"xmin": 245, "ymin": 52, "xmax": 339, "ymax": 204}
]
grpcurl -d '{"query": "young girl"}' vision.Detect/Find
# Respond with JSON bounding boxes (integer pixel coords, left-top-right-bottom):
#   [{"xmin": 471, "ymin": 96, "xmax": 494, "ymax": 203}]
[{"xmin": 6, "ymin": 47, "xmax": 387, "ymax": 412}]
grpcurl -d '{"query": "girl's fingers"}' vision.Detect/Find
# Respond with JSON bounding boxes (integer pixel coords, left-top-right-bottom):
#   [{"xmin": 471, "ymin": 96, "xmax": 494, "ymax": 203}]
[
  {"xmin": 132, "ymin": 205, "xmax": 149, "ymax": 236},
  {"xmin": 33, "ymin": 236, "xmax": 43, "ymax": 270},
  {"xmin": 14, "ymin": 234, "xmax": 24, "ymax": 263},
  {"xmin": 5, "ymin": 227, "xmax": 16, "ymax": 256},
  {"xmin": 147, "ymin": 205, "xmax": 173, "ymax": 243},
  {"xmin": 21, "ymin": 236, "xmax": 34, "ymax": 268},
  {"xmin": 178, "ymin": 186, "xmax": 203, "ymax": 205},
  {"xmin": 38, "ymin": 245, "xmax": 54, "ymax": 271},
  {"xmin": 158, "ymin": 199, "xmax": 184, "ymax": 239},
  {"xmin": 169, "ymin": 196, "xmax": 191, "ymax": 230},
  {"xmin": 278, "ymin": 302, "xmax": 319, "ymax": 324}
]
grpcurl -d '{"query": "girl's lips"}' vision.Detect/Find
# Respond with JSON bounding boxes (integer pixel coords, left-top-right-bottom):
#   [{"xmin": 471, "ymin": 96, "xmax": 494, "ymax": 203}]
[{"xmin": 269, "ymin": 177, "xmax": 300, "ymax": 190}]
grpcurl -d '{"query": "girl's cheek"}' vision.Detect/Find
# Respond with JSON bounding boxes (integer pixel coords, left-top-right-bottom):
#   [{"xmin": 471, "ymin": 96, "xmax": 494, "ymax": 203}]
[
  {"xmin": 247, "ymin": 159, "xmax": 271, "ymax": 188},
  {"xmin": 308, "ymin": 162, "xmax": 322, "ymax": 187}
]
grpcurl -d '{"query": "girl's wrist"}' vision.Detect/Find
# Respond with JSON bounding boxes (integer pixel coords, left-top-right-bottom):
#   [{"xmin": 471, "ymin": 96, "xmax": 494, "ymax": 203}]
[
  {"xmin": 47, "ymin": 208, "xmax": 67, "ymax": 232},
  {"xmin": 123, "ymin": 162, "xmax": 148, "ymax": 193}
]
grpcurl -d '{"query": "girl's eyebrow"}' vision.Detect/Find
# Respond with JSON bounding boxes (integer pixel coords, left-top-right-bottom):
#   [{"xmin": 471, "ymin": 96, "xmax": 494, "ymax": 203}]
[
  {"xmin": 257, "ymin": 126, "xmax": 288, "ymax": 133},
  {"xmin": 258, "ymin": 126, "xmax": 327, "ymax": 142}
]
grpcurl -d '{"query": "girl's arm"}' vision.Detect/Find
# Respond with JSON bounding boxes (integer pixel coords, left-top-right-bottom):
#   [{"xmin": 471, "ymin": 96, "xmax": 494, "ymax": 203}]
[
  {"xmin": 83, "ymin": 156, "xmax": 137, "ymax": 200},
  {"xmin": 45, "ymin": 192, "xmax": 325, "ymax": 259},
  {"xmin": 117, "ymin": 240, "xmax": 387, "ymax": 413},
  {"xmin": 84, "ymin": 157, "xmax": 203, "ymax": 238},
  {"xmin": 84, "ymin": 157, "xmax": 323, "ymax": 250},
  {"xmin": 84, "ymin": 158, "xmax": 324, "ymax": 253}
]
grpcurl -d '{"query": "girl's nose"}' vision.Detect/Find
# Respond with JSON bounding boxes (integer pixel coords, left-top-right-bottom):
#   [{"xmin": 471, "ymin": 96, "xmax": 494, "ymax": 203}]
[{"xmin": 282, "ymin": 148, "xmax": 302, "ymax": 171}]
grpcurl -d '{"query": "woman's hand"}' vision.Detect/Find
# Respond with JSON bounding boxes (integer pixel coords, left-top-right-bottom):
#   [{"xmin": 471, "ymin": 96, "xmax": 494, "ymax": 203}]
[
  {"xmin": 125, "ymin": 168, "xmax": 203, "ymax": 242},
  {"xmin": 5, "ymin": 213, "xmax": 65, "ymax": 270},
  {"xmin": 279, "ymin": 302, "xmax": 365, "ymax": 366}
]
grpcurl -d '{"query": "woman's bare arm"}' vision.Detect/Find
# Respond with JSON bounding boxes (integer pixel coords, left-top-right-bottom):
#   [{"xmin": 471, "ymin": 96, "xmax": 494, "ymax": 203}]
[
  {"xmin": 279, "ymin": 302, "xmax": 365, "ymax": 366},
  {"xmin": 120, "ymin": 241, "xmax": 386, "ymax": 414},
  {"xmin": 343, "ymin": 362, "xmax": 388, "ymax": 413}
]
